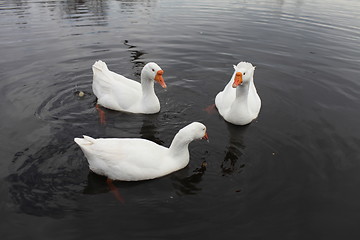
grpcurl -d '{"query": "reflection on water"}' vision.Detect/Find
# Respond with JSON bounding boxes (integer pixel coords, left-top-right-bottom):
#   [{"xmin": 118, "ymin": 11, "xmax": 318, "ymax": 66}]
[
  {"xmin": 171, "ymin": 161, "xmax": 207, "ymax": 195},
  {"xmin": 124, "ymin": 40, "xmax": 147, "ymax": 70},
  {"xmin": 1, "ymin": 0, "xmax": 159, "ymax": 31},
  {"xmin": 83, "ymin": 172, "xmax": 110, "ymax": 195},
  {"xmin": 221, "ymin": 124, "xmax": 247, "ymax": 176},
  {"xmin": 116, "ymin": 0, "xmax": 158, "ymax": 10},
  {"xmin": 6, "ymin": 124, "xmax": 88, "ymax": 217},
  {"xmin": 140, "ymin": 115, "xmax": 164, "ymax": 145},
  {"xmin": 60, "ymin": 0, "xmax": 107, "ymax": 17}
]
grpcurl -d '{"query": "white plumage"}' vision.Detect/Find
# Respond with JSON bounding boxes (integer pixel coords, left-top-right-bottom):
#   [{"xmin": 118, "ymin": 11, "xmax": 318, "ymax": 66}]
[
  {"xmin": 74, "ymin": 122, "xmax": 208, "ymax": 181},
  {"xmin": 215, "ymin": 62, "xmax": 261, "ymax": 125},
  {"xmin": 92, "ymin": 60, "xmax": 166, "ymax": 114}
]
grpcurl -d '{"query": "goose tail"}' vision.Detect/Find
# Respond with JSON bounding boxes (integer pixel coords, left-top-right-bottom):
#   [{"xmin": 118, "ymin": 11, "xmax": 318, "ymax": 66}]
[
  {"xmin": 92, "ymin": 60, "xmax": 109, "ymax": 72},
  {"xmin": 74, "ymin": 135, "xmax": 96, "ymax": 146}
]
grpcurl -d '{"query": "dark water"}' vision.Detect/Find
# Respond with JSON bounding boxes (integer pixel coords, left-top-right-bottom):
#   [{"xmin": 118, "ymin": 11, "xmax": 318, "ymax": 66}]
[{"xmin": 1, "ymin": 0, "xmax": 360, "ymax": 239}]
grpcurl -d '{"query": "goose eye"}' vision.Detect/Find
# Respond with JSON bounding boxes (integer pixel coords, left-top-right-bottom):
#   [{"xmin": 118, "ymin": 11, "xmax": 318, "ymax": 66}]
[
  {"xmin": 243, "ymin": 72, "xmax": 246, "ymax": 75},
  {"xmin": 152, "ymin": 69, "xmax": 155, "ymax": 72}
]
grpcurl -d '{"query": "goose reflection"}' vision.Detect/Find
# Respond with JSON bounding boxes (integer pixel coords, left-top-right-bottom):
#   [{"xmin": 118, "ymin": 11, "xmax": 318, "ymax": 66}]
[
  {"xmin": 170, "ymin": 160, "xmax": 207, "ymax": 195},
  {"xmin": 82, "ymin": 171, "xmax": 127, "ymax": 203},
  {"xmin": 221, "ymin": 124, "xmax": 248, "ymax": 176},
  {"xmin": 139, "ymin": 115, "xmax": 164, "ymax": 145},
  {"xmin": 83, "ymin": 171, "xmax": 109, "ymax": 194}
]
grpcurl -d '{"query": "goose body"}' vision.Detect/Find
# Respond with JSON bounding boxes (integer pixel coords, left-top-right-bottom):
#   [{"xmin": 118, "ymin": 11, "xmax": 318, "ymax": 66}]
[
  {"xmin": 215, "ymin": 62, "xmax": 261, "ymax": 125},
  {"xmin": 74, "ymin": 122, "xmax": 208, "ymax": 181},
  {"xmin": 92, "ymin": 60, "xmax": 166, "ymax": 114}
]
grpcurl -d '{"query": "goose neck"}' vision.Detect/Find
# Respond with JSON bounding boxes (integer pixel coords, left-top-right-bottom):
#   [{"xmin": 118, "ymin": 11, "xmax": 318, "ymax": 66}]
[
  {"xmin": 235, "ymin": 81, "xmax": 250, "ymax": 101},
  {"xmin": 169, "ymin": 130, "xmax": 191, "ymax": 155},
  {"xmin": 141, "ymin": 75, "xmax": 155, "ymax": 97}
]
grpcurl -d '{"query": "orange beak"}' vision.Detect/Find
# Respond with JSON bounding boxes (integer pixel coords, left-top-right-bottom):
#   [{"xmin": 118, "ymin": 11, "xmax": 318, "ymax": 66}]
[
  {"xmin": 232, "ymin": 72, "xmax": 243, "ymax": 88},
  {"xmin": 202, "ymin": 132, "xmax": 209, "ymax": 140},
  {"xmin": 154, "ymin": 70, "xmax": 166, "ymax": 88}
]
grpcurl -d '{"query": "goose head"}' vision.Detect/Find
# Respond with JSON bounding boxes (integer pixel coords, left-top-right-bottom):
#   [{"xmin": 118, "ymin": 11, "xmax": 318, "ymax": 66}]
[
  {"xmin": 142, "ymin": 62, "xmax": 167, "ymax": 88},
  {"xmin": 232, "ymin": 62, "xmax": 256, "ymax": 88},
  {"xmin": 169, "ymin": 122, "xmax": 208, "ymax": 154},
  {"xmin": 178, "ymin": 122, "xmax": 209, "ymax": 142}
]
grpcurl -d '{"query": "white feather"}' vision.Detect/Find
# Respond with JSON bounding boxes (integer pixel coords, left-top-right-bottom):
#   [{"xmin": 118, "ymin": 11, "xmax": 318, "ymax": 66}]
[
  {"xmin": 92, "ymin": 60, "xmax": 165, "ymax": 114},
  {"xmin": 74, "ymin": 122, "xmax": 208, "ymax": 181},
  {"xmin": 215, "ymin": 61, "xmax": 261, "ymax": 125}
]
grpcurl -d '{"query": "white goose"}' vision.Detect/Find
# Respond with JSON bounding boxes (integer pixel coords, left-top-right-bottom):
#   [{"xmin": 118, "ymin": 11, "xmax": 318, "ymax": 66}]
[
  {"xmin": 74, "ymin": 122, "xmax": 208, "ymax": 181},
  {"xmin": 92, "ymin": 60, "xmax": 166, "ymax": 114},
  {"xmin": 215, "ymin": 62, "xmax": 261, "ymax": 125}
]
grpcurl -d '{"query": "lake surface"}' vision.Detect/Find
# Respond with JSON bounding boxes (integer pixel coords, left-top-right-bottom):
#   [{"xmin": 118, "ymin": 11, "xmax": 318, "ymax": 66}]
[{"xmin": 1, "ymin": 0, "xmax": 360, "ymax": 239}]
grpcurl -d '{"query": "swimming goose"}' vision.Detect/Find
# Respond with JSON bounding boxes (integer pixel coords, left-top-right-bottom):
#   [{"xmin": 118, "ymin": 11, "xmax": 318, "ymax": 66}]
[
  {"xmin": 74, "ymin": 122, "xmax": 208, "ymax": 181},
  {"xmin": 215, "ymin": 62, "xmax": 261, "ymax": 125},
  {"xmin": 92, "ymin": 60, "xmax": 166, "ymax": 114}
]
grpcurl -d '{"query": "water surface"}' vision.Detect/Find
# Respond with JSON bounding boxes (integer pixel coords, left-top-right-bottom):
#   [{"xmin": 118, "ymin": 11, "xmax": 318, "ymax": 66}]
[{"xmin": 1, "ymin": 0, "xmax": 360, "ymax": 239}]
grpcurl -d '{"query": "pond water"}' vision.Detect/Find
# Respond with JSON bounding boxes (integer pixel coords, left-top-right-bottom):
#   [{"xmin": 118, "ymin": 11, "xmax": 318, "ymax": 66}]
[{"xmin": 1, "ymin": 0, "xmax": 360, "ymax": 239}]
